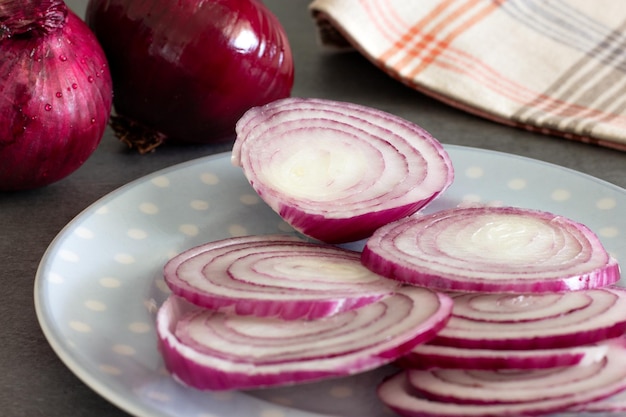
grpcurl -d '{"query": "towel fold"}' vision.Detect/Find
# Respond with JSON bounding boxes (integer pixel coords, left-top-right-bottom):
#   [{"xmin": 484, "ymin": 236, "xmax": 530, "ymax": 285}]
[{"xmin": 310, "ymin": 0, "xmax": 626, "ymax": 151}]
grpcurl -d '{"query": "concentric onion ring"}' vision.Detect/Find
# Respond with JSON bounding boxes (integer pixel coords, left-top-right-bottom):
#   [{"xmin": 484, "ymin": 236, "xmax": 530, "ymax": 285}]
[
  {"xmin": 156, "ymin": 286, "xmax": 452, "ymax": 390},
  {"xmin": 378, "ymin": 339, "xmax": 626, "ymax": 417},
  {"xmin": 362, "ymin": 206, "xmax": 620, "ymax": 293},
  {"xmin": 430, "ymin": 287, "xmax": 626, "ymax": 350},
  {"xmin": 232, "ymin": 97, "xmax": 454, "ymax": 243},
  {"xmin": 164, "ymin": 235, "xmax": 400, "ymax": 320}
]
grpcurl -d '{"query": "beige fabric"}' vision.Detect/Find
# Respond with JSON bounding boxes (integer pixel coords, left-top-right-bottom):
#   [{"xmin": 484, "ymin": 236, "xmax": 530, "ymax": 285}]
[{"xmin": 310, "ymin": 0, "xmax": 626, "ymax": 151}]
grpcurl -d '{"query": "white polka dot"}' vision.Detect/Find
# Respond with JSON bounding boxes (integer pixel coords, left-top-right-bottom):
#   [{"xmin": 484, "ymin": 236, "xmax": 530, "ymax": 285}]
[
  {"xmin": 127, "ymin": 228, "xmax": 148, "ymax": 239},
  {"xmin": 240, "ymin": 194, "xmax": 260, "ymax": 205},
  {"xmin": 95, "ymin": 206, "xmax": 109, "ymax": 215},
  {"xmin": 59, "ymin": 249, "xmax": 79, "ymax": 262},
  {"xmin": 151, "ymin": 176, "xmax": 170, "ymax": 187},
  {"xmin": 129, "ymin": 322, "xmax": 151, "ymax": 333},
  {"xmin": 155, "ymin": 279, "xmax": 170, "ymax": 294},
  {"xmin": 599, "ymin": 227, "xmax": 619, "ymax": 238},
  {"xmin": 190, "ymin": 200, "xmax": 210, "ymax": 210},
  {"xmin": 228, "ymin": 224, "xmax": 248, "ymax": 236},
  {"xmin": 144, "ymin": 298, "xmax": 159, "ymax": 314},
  {"xmin": 201, "ymin": 172, "xmax": 220, "ymax": 185},
  {"xmin": 69, "ymin": 321, "xmax": 91, "ymax": 333},
  {"xmin": 113, "ymin": 344, "xmax": 136, "ymax": 356},
  {"xmin": 99, "ymin": 277, "xmax": 121, "ymax": 288},
  {"xmin": 551, "ymin": 189, "xmax": 571, "ymax": 202},
  {"xmin": 596, "ymin": 198, "xmax": 617, "ymax": 210},
  {"xmin": 465, "ymin": 166, "xmax": 484, "ymax": 179},
  {"xmin": 114, "ymin": 253, "xmax": 136, "ymax": 264},
  {"xmin": 507, "ymin": 178, "xmax": 527, "ymax": 190},
  {"xmin": 74, "ymin": 227, "xmax": 95, "ymax": 239},
  {"xmin": 179, "ymin": 224, "xmax": 200, "ymax": 236},
  {"xmin": 48, "ymin": 272, "xmax": 64, "ymax": 284},
  {"xmin": 85, "ymin": 300, "xmax": 107, "ymax": 312},
  {"xmin": 139, "ymin": 202, "xmax": 159, "ymax": 214},
  {"xmin": 99, "ymin": 364, "xmax": 122, "ymax": 375},
  {"xmin": 147, "ymin": 390, "xmax": 171, "ymax": 402},
  {"xmin": 460, "ymin": 194, "xmax": 482, "ymax": 204},
  {"xmin": 260, "ymin": 409, "xmax": 286, "ymax": 417},
  {"xmin": 329, "ymin": 385, "xmax": 354, "ymax": 398}
]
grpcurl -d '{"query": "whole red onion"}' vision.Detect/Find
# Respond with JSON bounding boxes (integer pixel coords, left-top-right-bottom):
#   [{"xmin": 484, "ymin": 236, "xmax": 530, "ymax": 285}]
[
  {"xmin": 86, "ymin": 0, "xmax": 294, "ymax": 153},
  {"xmin": 0, "ymin": 0, "xmax": 113, "ymax": 191}
]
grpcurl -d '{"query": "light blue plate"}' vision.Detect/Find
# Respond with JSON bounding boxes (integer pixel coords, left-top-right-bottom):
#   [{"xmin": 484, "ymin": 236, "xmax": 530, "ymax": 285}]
[{"xmin": 34, "ymin": 145, "xmax": 625, "ymax": 417}]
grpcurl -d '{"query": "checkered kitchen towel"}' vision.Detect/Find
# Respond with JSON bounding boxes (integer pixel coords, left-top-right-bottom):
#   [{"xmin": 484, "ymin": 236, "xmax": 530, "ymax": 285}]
[{"xmin": 310, "ymin": 0, "xmax": 626, "ymax": 151}]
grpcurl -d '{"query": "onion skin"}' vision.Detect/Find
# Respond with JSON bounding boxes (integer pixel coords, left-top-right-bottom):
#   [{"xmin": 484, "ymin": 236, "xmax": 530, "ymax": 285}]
[
  {"xmin": 85, "ymin": 0, "xmax": 294, "ymax": 152},
  {"xmin": 0, "ymin": 0, "xmax": 112, "ymax": 191}
]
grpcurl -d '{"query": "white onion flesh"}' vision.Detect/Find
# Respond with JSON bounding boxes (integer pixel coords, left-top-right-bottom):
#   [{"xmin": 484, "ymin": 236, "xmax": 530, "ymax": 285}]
[
  {"xmin": 362, "ymin": 206, "xmax": 620, "ymax": 293},
  {"xmin": 163, "ymin": 235, "xmax": 400, "ymax": 320},
  {"xmin": 231, "ymin": 97, "xmax": 454, "ymax": 243},
  {"xmin": 378, "ymin": 339, "xmax": 626, "ymax": 417},
  {"xmin": 156, "ymin": 286, "xmax": 452, "ymax": 390},
  {"xmin": 401, "ymin": 342, "xmax": 609, "ymax": 370},
  {"xmin": 430, "ymin": 287, "xmax": 626, "ymax": 350}
]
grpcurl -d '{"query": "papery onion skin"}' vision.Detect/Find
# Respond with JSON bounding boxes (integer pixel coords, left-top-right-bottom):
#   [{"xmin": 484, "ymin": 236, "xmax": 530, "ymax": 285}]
[
  {"xmin": 362, "ymin": 206, "xmax": 620, "ymax": 293},
  {"xmin": 86, "ymin": 0, "xmax": 294, "ymax": 152},
  {"xmin": 0, "ymin": 0, "xmax": 112, "ymax": 191}
]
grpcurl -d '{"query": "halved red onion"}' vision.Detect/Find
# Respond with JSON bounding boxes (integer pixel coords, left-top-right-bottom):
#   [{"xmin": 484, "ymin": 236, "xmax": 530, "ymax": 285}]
[
  {"xmin": 400, "ymin": 342, "xmax": 609, "ymax": 370},
  {"xmin": 231, "ymin": 97, "xmax": 454, "ymax": 243},
  {"xmin": 164, "ymin": 235, "xmax": 400, "ymax": 320},
  {"xmin": 430, "ymin": 287, "xmax": 626, "ymax": 350},
  {"xmin": 378, "ymin": 339, "xmax": 626, "ymax": 417},
  {"xmin": 362, "ymin": 206, "xmax": 620, "ymax": 293},
  {"xmin": 156, "ymin": 286, "xmax": 452, "ymax": 390}
]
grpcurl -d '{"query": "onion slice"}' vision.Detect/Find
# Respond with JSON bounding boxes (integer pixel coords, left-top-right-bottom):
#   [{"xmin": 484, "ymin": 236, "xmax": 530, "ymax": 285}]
[
  {"xmin": 429, "ymin": 287, "xmax": 626, "ymax": 350},
  {"xmin": 362, "ymin": 206, "xmax": 620, "ymax": 293},
  {"xmin": 400, "ymin": 342, "xmax": 609, "ymax": 370},
  {"xmin": 164, "ymin": 235, "xmax": 400, "ymax": 320},
  {"xmin": 156, "ymin": 287, "xmax": 452, "ymax": 390},
  {"xmin": 378, "ymin": 339, "xmax": 626, "ymax": 417},
  {"xmin": 231, "ymin": 97, "xmax": 454, "ymax": 243}
]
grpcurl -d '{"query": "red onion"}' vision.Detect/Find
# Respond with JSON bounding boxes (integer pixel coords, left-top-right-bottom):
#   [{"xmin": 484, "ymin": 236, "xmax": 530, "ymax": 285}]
[
  {"xmin": 85, "ymin": 0, "xmax": 294, "ymax": 153},
  {"xmin": 430, "ymin": 287, "xmax": 626, "ymax": 350},
  {"xmin": 0, "ymin": 0, "xmax": 112, "ymax": 191},
  {"xmin": 163, "ymin": 235, "xmax": 400, "ymax": 320},
  {"xmin": 400, "ymin": 342, "xmax": 609, "ymax": 370},
  {"xmin": 156, "ymin": 286, "xmax": 452, "ymax": 390},
  {"xmin": 362, "ymin": 206, "xmax": 620, "ymax": 293},
  {"xmin": 378, "ymin": 339, "xmax": 626, "ymax": 417},
  {"xmin": 232, "ymin": 97, "xmax": 454, "ymax": 243}
]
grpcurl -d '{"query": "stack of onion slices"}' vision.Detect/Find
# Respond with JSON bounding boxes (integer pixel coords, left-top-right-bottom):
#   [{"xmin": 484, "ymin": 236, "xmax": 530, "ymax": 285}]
[
  {"xmin": 231, "ymin": 97, "xmax": 454, "ymax": 243},
  {"xmin": 156, "ymin": 236, "xmax": 453, "ymax": 390}
]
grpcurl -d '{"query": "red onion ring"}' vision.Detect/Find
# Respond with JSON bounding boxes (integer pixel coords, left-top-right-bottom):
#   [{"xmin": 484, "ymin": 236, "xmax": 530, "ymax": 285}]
[
  {"xmin": 156, "ymin": 286, "xmax": 452, "ymax": 390},
  {"xmin": 362, "ymin": 206, "xmax": 620, "ymax": 293},
  {"xmin": 378, "ymin": 339, "xmax": 626, "ymax": 416},
  {"xmin": 400, "ymin": 342, "xmax": 609, "ymax": 370},
  {"xmin": 164, "ymin": 235, "xmax": 400, "ymax": 320},
  {"xmin": 232, "ymin": 97, "xmax": 454, "ymax": 243},
  {"xmin": 430, "ymin": 287, "xmax": 626, "ymax": 350}
]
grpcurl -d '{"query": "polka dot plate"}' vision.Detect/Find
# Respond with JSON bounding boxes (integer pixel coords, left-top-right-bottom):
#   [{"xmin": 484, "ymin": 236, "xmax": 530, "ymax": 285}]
[{"xmin": 34, "ymin": 145, "xmax": 624, "ymax": 417}]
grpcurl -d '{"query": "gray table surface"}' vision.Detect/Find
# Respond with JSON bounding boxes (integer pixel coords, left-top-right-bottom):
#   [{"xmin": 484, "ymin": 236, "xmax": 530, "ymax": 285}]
[{"xmin": 1, "ymin": 1, "xmax": 624, "ymax": 416}]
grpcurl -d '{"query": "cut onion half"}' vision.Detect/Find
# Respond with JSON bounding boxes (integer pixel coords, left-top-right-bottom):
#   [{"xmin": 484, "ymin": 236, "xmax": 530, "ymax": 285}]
[
  {"xmin": 400, "ymin": 342, "xmax": 609, "ymax": 370},
  {"xmin": 164, "ymin": 235, "xmax": 400, "ymax": 320},
  {"xmin": 156, "ymin": 286, "xmax": 452, "ymax": 390},
  {"xmin": 231, "ymin": 97, "xmax": 454, "ymax": 243},
  {"xmin": 378, "ymin": 339, "xmax": 626, "ymax": 417},
  {"xmin": 362, "ymin": 206, "xmax": 620, "ymax": 293},
  {"xmin": 430, "ymin": 287, "xmax": 626, "ymax": 350}
]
